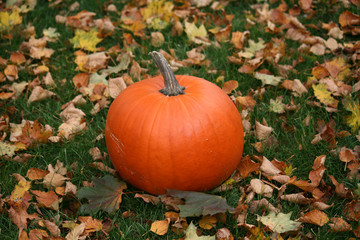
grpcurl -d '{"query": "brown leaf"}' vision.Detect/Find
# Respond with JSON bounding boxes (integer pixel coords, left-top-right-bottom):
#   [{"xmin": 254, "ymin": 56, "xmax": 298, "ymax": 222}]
[
  {"xmin": 43, "ymin": 171, "xmax": 69, "ymax": 188},
  {"xmin": 216, "ymin": 228, "xmax": 234, "ymax": 240},
  {"xmin": 328, "ymin": 175, "xmax": 352, "ymax": 198},
  {"xmin": 42, "ymin": 220, "xmax": 61, "ymax": 237},
  {"xmin": 288, "ymin": 176, "xmax": 316, "ymax": 192},
  {"xmin": 31, "ymin": 190, "xmax": 60, "ymax": 210},
  {"xmin": 8, "ymin": 205, "xmax": 39, "ymax": 233},
  {"xmin": 151, "ymin": 32, "xmax": 165, "ymax": 47},
  {"xmin": 339, "ymin": 10, "xmax": 360, "ymax": 27},
  {"xmin": 26, "ymin": 168, "xmax": 49, "ymax": 181},
  {"xmin": 260, "ymin": 156, "xmax": 281, "ymax": 176},
  {"xmin": 249, "ymin": 179, "xmax": 273, "ymax": 198},
  {"xmin": 65, "ymin": 222, "xmax": 86, "ymax": 240},
  {"xmin": 28, "ymin": 229, "xmax": 49, "ymax": 240},
  {"xmin": 297, "ymin": 209, "xmax": 329, "ymax": 226},
  {"xmin": 108, "ymin": 77, "xmax": 126, "ymax": 99},
  {"xmin": 299, "ymin": 0, "xmax": 312, "ymax": 10},
  {"xmin": 15, "ymin": 120, "xmax": 53, "ymax": 147},
  {"xmin": 339, "ymin": 148, "xmax": 356, "ymax": 162},
  {"xmin": 4, "ymin": 64, "xmax": 19, "ymax": 81},
  {"xmin": 72, "ymin": 73, "xmax": 89, "ymax": 88},
  {"xmin": 78, "ymin": 216, "xmax": 103, "ymax": 234},
  {"xmin": 222, "ymin": 80, "xmax": 238, "ymax": 94},
  {"xmin": 236, "ymin": 96, "xmax": 256, "ymax": 110},
  {"xmin": 249, "ymin": 198, "xmax": 279, "ymax": 213},
  {"xmin": 280, "ymin": 192, "xmax": 313, "ymax": 205},
  {"xmin": 236, "ymin": 156, "xmax": 260, "ymax": 178},
  {"xmin": 199, "ymin": 215, "xmax": 217, "ymax": 230},
  {"xmin": 135, "ymin": 193, "xmax": 160, "ymax": 205},
  {"xmin": 150, "ymin": 219, "xmax": 169, "ymax": 236},
  {"xmin": 27, "ymin": 86, "xmax": 56, "ymax": 103},
  {"xmin": 255, "ymin": 121, "xmax": 273, "ymax": 141},
  {"xmin": 10, "ymin": 52, "xmax": 26, "ymax": 65},
  {"xmin": 329, "ymin": 217, "xmax": 352, "ymax": 232},
  {"xmin": 88, "ymin": 162, "xmax": 117, "ymax": 175},
  {"xmin": 231, "ymin": 31, "xmax": 249, "ymax": 50}
]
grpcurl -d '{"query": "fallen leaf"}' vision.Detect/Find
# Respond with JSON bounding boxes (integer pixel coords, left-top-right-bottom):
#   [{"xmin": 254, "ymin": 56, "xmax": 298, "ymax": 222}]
[
  {"xmin": 236, "ymin": 156, "xmax": 260, "ymax": 178},
  {"xmin": 31, "ymin": 190, "xmax": 60, "ymax": 210},
  {"xmin": 339, "ymin": 10, "xmax": 360, "ymax": 27},
  {"xmin": 78, "ymin": 216, "xmax": 103, "ymax": 235},
  {"xmin": 185, "ymin": 21, "xmax": 209, "ymax": 45},
  {"xmin": 199, "ymin": 215, "xmax": 217, "ymax": 230},
  {"xmin": 70, "ymin": 29, "xmax": 103, "ymax": 52},
  {"xmin": 255, "ymin": 121, "xmax": 273, "ymax": 141},
  {"xmin": 185, "ymin": 222, "xmax": 215, "ymax": 240},
  {"xmin": 249, "ymin": 179, "xmax": 273, "ymax": 198},
  {"xmin": 166, "ymin": 189, "xmax": 234, "ymax": 217},
  {"xmin": 135, "ymin": 193, "xmax": 160, "ymax": 205},
  {"xmin": 65, "ymin": 222, "xmax": 86, "ymax": 240},
  {"xmin": 312, "ymin": 83, "xmax": 336, "ymax": 106},
  {"xmin": 254, "ymin": 72, "xmax": 283, "ymax": 86},
  {"xmin": 329, "ymin": 217, "xmax": 352, "ymax": 232},
  {"xmin": 297, "ymin": 209, "xmax": 329, "ymax": 226},
  {"xmin": 343, "ymin": 96, "xmax": 360, "ymax": 132},
  {"xmin": 150, "ymin": 219, "xmax": 169, "ymax": 235},
  {"xmin": 258, "ymin": 211, "xmax": 301, "ymax": 233},
  {"xmin": 222, "ymin": 80, "xmax": 238, "ymax": 94},
  {"xmin": 26, "ymin": 168, "xmax": 49, "ymax": 181},
  {"xmin": 77, "ymin": 175, "xmax": 127, "ymax": 214},
  {"xmin": 27, "ymin": 86, "xmax": 56, "ymax": 103}
]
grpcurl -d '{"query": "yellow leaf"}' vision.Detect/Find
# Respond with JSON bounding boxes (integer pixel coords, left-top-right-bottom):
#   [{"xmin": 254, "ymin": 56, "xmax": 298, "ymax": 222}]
[
  {"xmin": 312, "ymin": 83, "xmax": 336, "ymax": 106},
  {"xmin": 0, "ymin": 8, "xmax": 22, "ymax": 32},
  {"xmin": 70, "ymin": 29, "xmax": 102, "ymax": 52},
  {"xmin": 10, "ymin": 179, "xmax": 31, "ymax": 202},
  {"xmin": 199, "ymin": 215, "xmax": 217, "ymax": 230},
  {"xmin": 343, "ymin": 97, "xmax": 360, "ymax": 132},
  {"xmin": 141, "ymin": 0, "xmax": 173, "ymax": 30},
  {"xmin": 185, "ymin": 21, "xmax": 208, "ymax": 43},
  {"xmin": 150, "ymin": 220, "xmax": 169, "ymax": 235},
  {"xmin": 0, "ymin": 142, "xmax": 17, "ymax": 157}
]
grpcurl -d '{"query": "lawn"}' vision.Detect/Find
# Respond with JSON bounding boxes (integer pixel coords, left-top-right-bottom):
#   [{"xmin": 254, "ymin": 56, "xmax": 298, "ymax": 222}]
[{"xmin": 0, "ymin": 0, "xmax": 360, "ymax": 239}]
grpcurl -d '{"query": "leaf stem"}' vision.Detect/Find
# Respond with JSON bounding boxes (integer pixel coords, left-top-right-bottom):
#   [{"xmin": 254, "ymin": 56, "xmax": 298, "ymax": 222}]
[{"xmin": 149, "ymin": 51, "xmax": 185, "ymax": 96}]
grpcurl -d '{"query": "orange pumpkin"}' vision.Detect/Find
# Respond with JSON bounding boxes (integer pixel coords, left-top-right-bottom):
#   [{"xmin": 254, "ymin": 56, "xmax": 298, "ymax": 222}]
[{"xmin": 105, "ymin": 51, "xmax": 244, "ymax": 195}]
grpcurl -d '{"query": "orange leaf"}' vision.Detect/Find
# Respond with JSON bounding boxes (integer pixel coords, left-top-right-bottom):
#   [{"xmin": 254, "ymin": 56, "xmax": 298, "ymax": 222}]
[
  {"xmin": 288, "ymin": 176, "xmax": 316, "ymax": 192},
  {"xmin": 236, "ymin": 156, "xmax": 260, "ymax": 178},
  {"xmin": 329, "ymin": 217, "xmax": 352, "ymax": 232},
  {"xmin": 26, "ymin": 168, "xmax": 49, "ymax": 181},
  {"xmin": 297, "ymin": 209, "xmax": 329, "ymax": 226},
  {"xmin": 31, "ymin": 190, "xmax": 60, "ymax": 211},
  {"xmin": 150, "ymin": 220, "xmax": 169, "ymax": 235},
  {"xmin": 236, "ymin": 96, "xmax": 256, "ymax": 110},
  {"xmin": 299, "ymin": 0, "xmax": 312, "ymax": 10},
  {"xmin": 199, "ymin": 215, "xmax": 217, "ymax": 230},
  {"xmin": 222, "ymin": 80, "xmax": 238, "ymax": 94},
  {"xmin": 78, "ymin": 216, "xmax": 103, "ymax": 234},
  {"xmin": 73, "ymin": 73, "xmax": 90, "ymax": 88},
  {"xmin": 339, "ymin": 148, "xmax": 356, "ymax": 162},
  {"xmin": 339, "ymin": 11, "xmax": 360, "ymax": 27}
]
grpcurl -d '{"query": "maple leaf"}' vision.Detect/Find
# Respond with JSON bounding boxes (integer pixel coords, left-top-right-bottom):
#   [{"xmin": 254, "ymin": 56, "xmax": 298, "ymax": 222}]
[
  {"xmin": 199, "ymin": 215, "xmax": 217, "ymax": 230},
  {"xmin": 141, "ymin": 0, "xmax": 174, "ymax": 30},
  {"xmin": 165, "ymin": 189, "xmax": 234, "ymax": 217},
  {"xmin": 77, "ymin": 175, "xmax": 127, "ymax": 214},
  {"xmin": 0, "ymin": 141, "xmax": 17, "ymax": 157},
  {"xmin": 312, "ymin": 83, "xmax": 336, "ymax": 106},
  {"xmin": 297, "ymin": 209, "xmax": 329, "ymax": 226},
  {"xmin": 185, "ymin": 222, "xmax": 215, "ymax": 240},
  {"xmin": 258, "ymin": 211, "xmax": 301, "ymax": 233},
  {"xmin": 15, "ymin": 120, "xmax": 53, "ymax": 148},
  {"xmin": 70, "ymin": 29, "xmax": 103, "ymax": 52},
  {"xmin": 185, "ymin": 21, "xmax": 209, "ymax": 45},
  {"xmin": 269, "ymin": 98, "xmax": 285, "ymax": 114},
  {"xmin": 0, "ymin": 8, "xmax": 22, "ymax": 32},
  {"xmin": 254, "ymin": 72, "xmax": 283, "ymax": 86},
  {"xmin": 244, "ymin": 38, "xmax": 266, "ymax": 55},
  {"xmin": 343, "ymin": 96, "xmax": 360, "ymax": 132}
]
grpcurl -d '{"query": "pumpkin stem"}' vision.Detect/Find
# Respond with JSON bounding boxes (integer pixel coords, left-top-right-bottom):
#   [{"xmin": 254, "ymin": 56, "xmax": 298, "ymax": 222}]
[{"xmin": 149, "ymin": 51, "xmax": 185, "ymax": 96}]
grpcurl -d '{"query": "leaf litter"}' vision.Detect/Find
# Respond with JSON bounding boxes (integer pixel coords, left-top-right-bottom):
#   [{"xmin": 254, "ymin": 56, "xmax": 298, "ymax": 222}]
[{"xmin": 0, "ymin": 0, "xmax": 360, "ymax": 239}]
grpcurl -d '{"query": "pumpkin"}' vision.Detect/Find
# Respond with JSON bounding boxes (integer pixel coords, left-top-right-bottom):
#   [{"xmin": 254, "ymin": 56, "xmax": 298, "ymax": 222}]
[{"xmin": 105, "ymin": 51, "xmax": 244, "ymax": 195}]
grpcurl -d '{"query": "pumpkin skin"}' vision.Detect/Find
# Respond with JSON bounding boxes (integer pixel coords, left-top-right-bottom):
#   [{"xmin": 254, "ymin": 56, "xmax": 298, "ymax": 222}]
[{"xmin": 105, "ymin": 73, "xmax": 244, "ymax": 195}]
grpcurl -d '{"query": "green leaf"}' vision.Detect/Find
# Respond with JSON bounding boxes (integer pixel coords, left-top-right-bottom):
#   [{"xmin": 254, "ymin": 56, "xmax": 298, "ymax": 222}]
[
  {"xmin": 254, "ymin": 72, "xmax": 283, "ymax": 86},
  {"xmin": 165, "ymin": 189, "xmax": 234, "ymax": 217},
  {"xmin": 77, "ymin": 175, "xmax": 127, "ymax": 214},
  {"xmin": 100, "ymin": 53, "xmax": 131, "ymax": 77},
  {"xmin": 258, "ymin": 211, "xmax": 302, "ymax": 233}
]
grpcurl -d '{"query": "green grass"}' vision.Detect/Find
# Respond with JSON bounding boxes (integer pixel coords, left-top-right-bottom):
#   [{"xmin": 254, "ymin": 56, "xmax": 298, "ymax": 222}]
[{"xmin": 1, "ymin": 0, "xmax": 360, "ymax": 239}]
